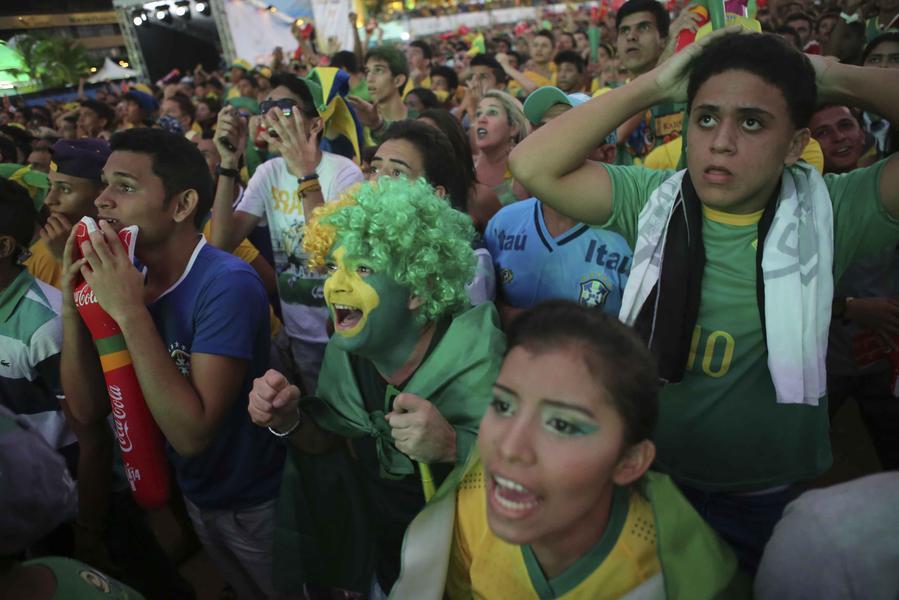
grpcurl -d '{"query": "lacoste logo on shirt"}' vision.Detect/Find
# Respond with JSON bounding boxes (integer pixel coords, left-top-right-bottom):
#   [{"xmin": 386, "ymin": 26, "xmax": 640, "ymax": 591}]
[{"xmin": 0, "ymin": 360, "xmax": 9, "ymax": 367}]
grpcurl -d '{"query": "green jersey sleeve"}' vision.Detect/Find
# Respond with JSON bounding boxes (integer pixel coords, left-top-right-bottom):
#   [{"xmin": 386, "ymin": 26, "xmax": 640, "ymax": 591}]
[
  {"xmin": 601, "ymin": 164, "xmax": 676, "ymax": 248},
  {"xmin": 826, "ymin": 159, "xmax": 899, "ymax": 279}
]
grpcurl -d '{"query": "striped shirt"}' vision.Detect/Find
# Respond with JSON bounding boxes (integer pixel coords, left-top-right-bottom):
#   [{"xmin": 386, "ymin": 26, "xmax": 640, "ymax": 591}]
[{"xmin": 0, "ymin": 269, "xmax": 75, "ymax": 466}]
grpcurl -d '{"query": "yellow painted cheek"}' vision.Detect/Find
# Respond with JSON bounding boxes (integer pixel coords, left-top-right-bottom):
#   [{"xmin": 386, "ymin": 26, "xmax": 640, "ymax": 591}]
[
  {"xmin": 324, "ymin": 247, "xmax": 382, "ymax": 338},
  {"xmin": 338, "ymin": 278, "xmax": 380, "ymax": 338}
]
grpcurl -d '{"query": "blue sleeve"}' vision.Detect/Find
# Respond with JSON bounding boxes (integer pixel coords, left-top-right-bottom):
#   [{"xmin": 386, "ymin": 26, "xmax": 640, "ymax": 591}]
[{"xmin": 192, "ymin": 267, "xmax": 268, "ymax": 360}]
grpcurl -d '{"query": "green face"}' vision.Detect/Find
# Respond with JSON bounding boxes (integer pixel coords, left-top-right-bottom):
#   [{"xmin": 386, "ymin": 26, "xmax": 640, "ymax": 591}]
[{"xmin": 323, "ymin": 244, "xmax": 414, "ymax": 356}]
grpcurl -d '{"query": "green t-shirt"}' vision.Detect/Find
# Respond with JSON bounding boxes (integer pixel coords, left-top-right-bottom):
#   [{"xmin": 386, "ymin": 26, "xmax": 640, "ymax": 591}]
[
  {"xmin": 350, "ymin": 78, "xmax": 370, "ymax": 102},
  {"xmin": 21, "ymin": 557, "xmax": 144, "ymax": 599},
  {"xmin": 602, "ymin": 160, "xmax": 899, "ymax": 491}
]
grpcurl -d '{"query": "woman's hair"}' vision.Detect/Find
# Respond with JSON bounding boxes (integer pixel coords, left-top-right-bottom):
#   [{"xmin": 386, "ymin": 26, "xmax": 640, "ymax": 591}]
[
  {"xmin": 481, "ymin": 90, "xmax": 530, "ymax": 145},
  {"xmin": 418, "ymin": 108, "xmax": 476, "ymax": 190},
  {"xmin": 506, "ymin": 301, "xmax": 659, "ymax": 446},
  {"xmin": 379, "ymin": 120, "xmax": 470, "ymax": 213},
  {"xmin": 303, "ymin": 177, "xmax": 476, "ymax": 323}
]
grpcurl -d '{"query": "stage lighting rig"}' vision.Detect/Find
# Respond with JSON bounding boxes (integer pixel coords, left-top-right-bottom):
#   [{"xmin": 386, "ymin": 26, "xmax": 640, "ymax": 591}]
[
  {"xmin": 174, "ymin": 0, "xmax": 191, "ymax": 18},
  {"xmin": 131, "ymin": 8, "xmax": 148, "ymax": 26},
  {"xmin": 156, "ymin": 4, "xmax": 173, "ymax": 22}
]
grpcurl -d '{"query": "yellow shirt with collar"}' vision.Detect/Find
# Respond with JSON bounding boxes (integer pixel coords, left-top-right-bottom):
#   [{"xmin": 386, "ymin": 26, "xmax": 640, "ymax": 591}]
[{"xmin": 447, "ymin": 461, "xmax": 661, "ymax": 600}]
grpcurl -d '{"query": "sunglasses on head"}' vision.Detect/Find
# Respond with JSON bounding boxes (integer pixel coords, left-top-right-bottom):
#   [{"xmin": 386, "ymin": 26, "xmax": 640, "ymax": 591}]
[{"xmin": 260, "ymin": 98, "xmax": 298, "ymax": 116}]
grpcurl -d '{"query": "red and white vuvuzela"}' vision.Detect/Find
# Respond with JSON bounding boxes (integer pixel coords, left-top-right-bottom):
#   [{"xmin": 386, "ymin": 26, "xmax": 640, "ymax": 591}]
[{"xmin": 73, "ymin": 217, "xmax": 170, "ymax": 508}]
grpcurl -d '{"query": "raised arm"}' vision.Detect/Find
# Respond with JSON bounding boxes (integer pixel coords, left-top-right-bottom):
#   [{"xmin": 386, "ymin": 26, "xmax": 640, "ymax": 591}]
[
  {"xmin": 812, "ymin": 55, "xmax": 899, "ymax": 218},
  {"xmin": 509, "ymin": 26, "xmax": 739, "ymax": 225},
  {"xmin": 495, "ymin": 53, "xmax": 542, "ymax": 95},
  {"xmin": 209, "ymin": 106, "xmax": 260, "ymax": 252}
]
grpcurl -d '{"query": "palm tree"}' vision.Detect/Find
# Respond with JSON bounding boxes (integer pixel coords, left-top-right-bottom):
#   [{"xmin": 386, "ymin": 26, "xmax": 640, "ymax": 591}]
[{"xmin": 7, "ymin": 33, "xmax": 91, "ymax": 89}]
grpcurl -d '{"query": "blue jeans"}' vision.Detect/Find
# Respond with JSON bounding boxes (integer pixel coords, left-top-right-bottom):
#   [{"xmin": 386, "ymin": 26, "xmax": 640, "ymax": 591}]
[{"xmin": 677, "ymin": 483, "xmax": 800, "ymax": 575}]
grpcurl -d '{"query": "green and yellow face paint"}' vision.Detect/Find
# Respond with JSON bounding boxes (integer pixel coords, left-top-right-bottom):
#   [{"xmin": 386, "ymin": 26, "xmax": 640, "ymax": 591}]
[
  {"xmin": 323, "ymin": 244, "xmax": 417, "ymax": 362},
  {"xmin": 324, "ymin": 246, "xmax": 381, "ymax": 338}
]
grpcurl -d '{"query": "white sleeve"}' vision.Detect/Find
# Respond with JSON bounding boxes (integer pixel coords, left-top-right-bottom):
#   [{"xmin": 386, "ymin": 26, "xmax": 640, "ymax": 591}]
[
  {"xmin": 326, "ymin": 161, "xmax": 364, "ymax": 201},
  {"xmin": 236, "ymin": 160, "xmax": 275, "ymax": 224}
]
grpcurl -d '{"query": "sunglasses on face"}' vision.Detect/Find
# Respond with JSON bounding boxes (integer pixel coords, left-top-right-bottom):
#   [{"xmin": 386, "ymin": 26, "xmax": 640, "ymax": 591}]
[{"xmin": 260, "ymin": 98, "xmax": 298, "ymax": 116}]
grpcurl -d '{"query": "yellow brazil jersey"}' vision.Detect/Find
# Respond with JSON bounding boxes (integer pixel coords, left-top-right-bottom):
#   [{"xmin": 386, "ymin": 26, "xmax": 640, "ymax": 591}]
[
  {"xmin": 523, "ymin": 63, "xmax": 557, "ymax": 89},
  {"xmin": 643, "ymin": 136, "xmax": 826, "ymax": 173},
  {"xmin": 447, "ymin": 461, "xmax": 661, "ymax": 600},
  {"xmin": 403, "ymin": 75, "xmax": 432, "ymax": 98},
  {"xmin": 24, "ymin": 238, "xmax": 63, "ymax": 289}
]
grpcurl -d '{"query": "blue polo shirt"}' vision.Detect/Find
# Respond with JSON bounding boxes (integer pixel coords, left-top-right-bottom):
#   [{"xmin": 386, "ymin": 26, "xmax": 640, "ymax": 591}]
[
  {"xmin": 147, "ymin": 239, "xmax": 283, "ymax": 510},
  {"xmin": 485, "ymin": 199, "xmax": 632, "ymax": 315}
]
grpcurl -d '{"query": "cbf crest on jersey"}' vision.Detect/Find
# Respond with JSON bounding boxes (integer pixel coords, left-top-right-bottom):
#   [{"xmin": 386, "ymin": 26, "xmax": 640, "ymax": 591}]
[
  {"xmin": 578, "ymin": 278, "xmax": 611, "ymax": 308},
  {"xmin": 169, "ymin": 341, "xmax": 191, "ymax": 376}
]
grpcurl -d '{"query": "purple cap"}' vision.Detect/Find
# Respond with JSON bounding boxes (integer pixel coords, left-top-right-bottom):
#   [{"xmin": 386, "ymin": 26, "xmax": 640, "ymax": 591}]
[{"xmin": 51, "ymin": 138, "xmax": 111, "ymax": 181}]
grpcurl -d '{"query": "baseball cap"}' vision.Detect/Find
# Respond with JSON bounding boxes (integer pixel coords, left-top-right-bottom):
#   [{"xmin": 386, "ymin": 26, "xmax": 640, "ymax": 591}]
[
  {"xmin": 523, "ymin": 86, "xmax": 590, "ymax": 125},
  {"xmin": 226, "ymin": 95, "xmax": 260, "ymax": 115},
  {"xmin": 254, "ymin": 65, "xmax": 273, "ymax": 80},
  {"xmin": 50, "ymin": 138, "xmax": 111, "ymax": 181},
  {"xmin": 229, "ymin": 58, "xmax": 252, "ymax": 72},
  {"xmin": 0, "ymin": 406, "xmax": 77, "ymax": 556},
  {"xmin": 123, "ymin": 89, "xmax": 159, "ymax": 117}
]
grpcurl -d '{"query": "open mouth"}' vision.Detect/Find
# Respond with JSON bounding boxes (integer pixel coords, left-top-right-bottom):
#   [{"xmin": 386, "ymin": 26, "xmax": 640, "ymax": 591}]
[
  {"xmin": 476, "ymin": 127, "xmax": 488, "ymax": 139},
  {"xmin": 489, "ymin": 474, "xmax": 540, "ymax": 516},
  {"xmin": 333, "ymin": 303, "xmax": 364, "ymax": 330},
  {"xmin": 98, "ymin": 216, "xmax": 123, "ymax": 229}
]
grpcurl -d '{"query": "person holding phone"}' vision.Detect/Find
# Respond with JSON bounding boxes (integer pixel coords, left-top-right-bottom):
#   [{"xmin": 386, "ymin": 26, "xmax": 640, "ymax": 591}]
[{"xmin": 208, "ymin": 73, "xmax": 363, "ymax": 394}]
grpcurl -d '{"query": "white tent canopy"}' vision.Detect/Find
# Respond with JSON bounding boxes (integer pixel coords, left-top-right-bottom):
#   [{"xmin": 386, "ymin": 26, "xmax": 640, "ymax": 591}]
[{"xmin": 88, "ymin": 57, "xmax": 138, "ymax": 82}]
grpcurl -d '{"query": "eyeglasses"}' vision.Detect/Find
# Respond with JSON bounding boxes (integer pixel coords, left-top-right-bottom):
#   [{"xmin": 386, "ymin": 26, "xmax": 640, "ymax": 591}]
[{"xmin": 259, "ymin": 98, "xmax": 298, "ymax": 116}]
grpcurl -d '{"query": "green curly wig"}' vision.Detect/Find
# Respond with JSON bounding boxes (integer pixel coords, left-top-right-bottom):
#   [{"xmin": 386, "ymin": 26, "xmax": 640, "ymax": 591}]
[{"xmin": 304, "ymin": 176, "xmax": 476, "ymax": 323}]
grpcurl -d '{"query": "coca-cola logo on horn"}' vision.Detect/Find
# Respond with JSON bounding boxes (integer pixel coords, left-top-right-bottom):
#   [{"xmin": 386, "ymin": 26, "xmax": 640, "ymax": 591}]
[
  {"xmin": 74, "ymin": 286, "xmax": 98, "ymax": 308},
  {"xmin": 109, "ymin": 385, "xmax": 133, "ymax": 453}
]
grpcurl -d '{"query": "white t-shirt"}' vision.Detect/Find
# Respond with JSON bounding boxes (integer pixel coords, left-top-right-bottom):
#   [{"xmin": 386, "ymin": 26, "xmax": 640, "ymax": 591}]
[{"xmin": 236, "ymin": 152, "xmax": 364, "ymax": 342}]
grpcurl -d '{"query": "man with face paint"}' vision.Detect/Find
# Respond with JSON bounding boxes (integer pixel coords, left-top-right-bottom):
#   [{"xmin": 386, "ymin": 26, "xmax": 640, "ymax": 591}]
[{"xmin": 248, "ymin": 176, "xmax": 505, "ymax": 596}]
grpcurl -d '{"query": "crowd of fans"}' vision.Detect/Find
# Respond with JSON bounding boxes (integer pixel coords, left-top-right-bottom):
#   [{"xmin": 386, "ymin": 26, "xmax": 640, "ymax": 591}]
[{"xmin": 1, "ymin": 0, "xmax": 898, "ymax": 597}]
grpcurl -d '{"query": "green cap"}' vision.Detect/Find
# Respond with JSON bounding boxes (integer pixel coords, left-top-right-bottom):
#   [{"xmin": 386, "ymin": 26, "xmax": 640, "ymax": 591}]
[
  {"xmin": 523, "ymin": 86, "xmax": 590, "ymax": 125},
  {"xmin": 226, "ymin": 95, "xmax": 260, "ymax": 115}
]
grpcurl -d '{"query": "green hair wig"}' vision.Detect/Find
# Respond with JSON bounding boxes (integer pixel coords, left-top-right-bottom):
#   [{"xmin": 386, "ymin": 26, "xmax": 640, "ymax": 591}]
[{"xmin": 304, "ymin": 177, "xmax": 476, "ymax": 323}]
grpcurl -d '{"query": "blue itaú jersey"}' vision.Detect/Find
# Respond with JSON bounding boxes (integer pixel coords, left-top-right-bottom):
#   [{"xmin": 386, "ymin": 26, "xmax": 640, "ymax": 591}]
[{"xmin": 484, "ymin": 199, "xmax": 632, "ymax": 315}]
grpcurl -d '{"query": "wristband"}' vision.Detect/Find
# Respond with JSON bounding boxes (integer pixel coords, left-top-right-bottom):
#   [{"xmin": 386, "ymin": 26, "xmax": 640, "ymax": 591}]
[
  {"xmin": 216, "ymin": 165, "xmax": 239, "ymax": 178},
  {"xmin": 268, "ymin": 407, "xmax": 302, "ymax": 437},
  {"xmin": 297, "ymin": 172, "xmax": 319, "ymax": 184},
  {"xmin": 840, "ymin": 11, "xmax": 861, "ymax": 23},
  {"xmin": 299, "ymin": 180, "xmax": 322, "ymax": 196}
]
